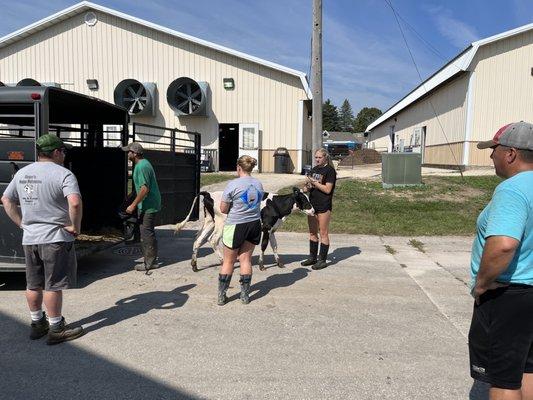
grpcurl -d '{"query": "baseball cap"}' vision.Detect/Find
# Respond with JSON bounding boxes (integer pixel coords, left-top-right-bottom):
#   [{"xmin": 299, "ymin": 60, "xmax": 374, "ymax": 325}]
[
  {"xmin": 477, "ymin": 121, "xmax": 533, "ymax": 150},
  {"xmin": 36, "ymin": 134, "xmax": 72, "ymax": 152},
  {"xmin": 121, "ymin": 142, "xmax": 144, "ymax": 154}
]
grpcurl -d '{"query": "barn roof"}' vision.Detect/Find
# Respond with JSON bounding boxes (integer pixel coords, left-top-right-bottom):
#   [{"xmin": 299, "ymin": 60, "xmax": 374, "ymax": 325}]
[
  {"xmin": 367, "ymin": 23, "xmax": 533, "ymax": 132},
  {"xmin": 0, "ymin": 1, "xmax": 311, "ymax": 99}
]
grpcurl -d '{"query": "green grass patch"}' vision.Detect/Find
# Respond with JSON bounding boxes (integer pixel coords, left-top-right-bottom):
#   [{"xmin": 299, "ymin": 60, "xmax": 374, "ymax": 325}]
[
  {"xmin": 384, "ymin": 245, "xmax": 397, "ymax": 255},
  {"xmin": 280, "ymin": 175, "xmax": 501, "ymax": 236},
  {"xmin": 408, "ymin": 239, "xmax": 425, "ymax": 253},
  {"xmin": 201, "ymin": 173, "xmax": 233, "ymax": 187}
]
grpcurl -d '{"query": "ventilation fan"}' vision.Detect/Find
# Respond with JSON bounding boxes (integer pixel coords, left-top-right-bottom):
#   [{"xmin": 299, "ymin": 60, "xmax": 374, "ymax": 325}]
[
  {"xmin": 17, "ymin": 78, "xmax": 41, "ymax": 86},
  {"xmin": 167, "ymin": 77, "xmax": 208, "ymax": 116},
  {"xmin": 114, "ymin": 79, "xmax": 156, "ymax": 116}
]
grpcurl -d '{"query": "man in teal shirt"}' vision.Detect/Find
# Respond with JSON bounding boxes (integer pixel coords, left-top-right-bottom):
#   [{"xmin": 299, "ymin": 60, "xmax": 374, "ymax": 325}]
[
  {"xmin": 122, "ymin": 142, "xmax": 161, "ymax": 271},
  {"xmin": 469, "ymin": 122, "xmax": 533, "ymax": 398}
]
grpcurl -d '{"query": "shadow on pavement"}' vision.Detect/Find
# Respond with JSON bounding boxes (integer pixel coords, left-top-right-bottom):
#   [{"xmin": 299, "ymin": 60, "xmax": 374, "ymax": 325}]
[
  {"xmin": 226, "ymin": 267, "xmax": 310, "ymax": 303},
  {"xmin": 71, "ymin": 284, "xmax": 196, "ymax": 334},
  {"xmin": 76, "ymin": 228, "xmax": 202, "ymax": 287},
  {"xmin": 469, "ymin": 379, "xmax": 489, "ymax": 400},
  {"xmin": 253, "ymin": 245, "xmax": 361, "ymax": 269},
  {"xmin": 0, "ymin": 310, "xmax": 203, "ymax": 400}
]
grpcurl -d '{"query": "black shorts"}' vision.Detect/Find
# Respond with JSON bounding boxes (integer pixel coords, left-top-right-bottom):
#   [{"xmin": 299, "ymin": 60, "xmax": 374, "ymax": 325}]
[
  {"xmin": 469, "ymin": 284, "xmax": 533, "ymax": 389},
  {"xmin": 222, "ymin": 220, "xmax": 261, "ymax": 250}
]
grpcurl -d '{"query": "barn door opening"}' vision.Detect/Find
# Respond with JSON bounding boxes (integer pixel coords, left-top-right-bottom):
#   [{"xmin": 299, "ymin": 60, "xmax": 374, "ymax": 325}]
[
  {"xmin": 421, "ymin": 126, "xmax": 427, "ymax": 164},
  {"xmin": 218, "ymin": 123, "xmax": 239, "ymax": 171}
]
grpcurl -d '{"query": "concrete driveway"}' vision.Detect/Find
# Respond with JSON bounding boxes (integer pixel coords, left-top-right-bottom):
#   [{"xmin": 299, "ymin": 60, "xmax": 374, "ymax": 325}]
[{"xmin": 0, "ymin": 230, "xmax": 487, "ymax": 400}]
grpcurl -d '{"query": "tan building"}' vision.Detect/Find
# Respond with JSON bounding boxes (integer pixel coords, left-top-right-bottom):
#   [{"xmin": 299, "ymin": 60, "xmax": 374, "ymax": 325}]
[
  {"xmin": 366, "ymin": 23, "xmax": 533, "ymax": 168},
  {"xmin": 0, "ymin": 1, "xmax": 312, "ymax": 172}
]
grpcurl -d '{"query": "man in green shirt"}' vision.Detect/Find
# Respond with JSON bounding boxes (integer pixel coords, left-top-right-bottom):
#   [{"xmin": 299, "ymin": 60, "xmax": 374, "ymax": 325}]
[{"xmin": 122, "ymin": 143, "xmax": 161, "ymax": 271}]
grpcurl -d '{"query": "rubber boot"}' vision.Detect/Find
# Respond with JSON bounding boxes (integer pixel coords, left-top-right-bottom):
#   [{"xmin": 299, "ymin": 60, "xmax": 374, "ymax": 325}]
[
  {"xmin": 301, "ymin": 240, "xmax": 319, "ymax": 266},
  {"xmin": 312, "ymin": 243, "xmax": 329, "ymax": 270},
  {"xmin": 218, "ymin": 274, "xmax": 232, "ymax": 306},
  {"xmin": 239, "ymin": 275, "xmax": 252, "ymax": 304}
]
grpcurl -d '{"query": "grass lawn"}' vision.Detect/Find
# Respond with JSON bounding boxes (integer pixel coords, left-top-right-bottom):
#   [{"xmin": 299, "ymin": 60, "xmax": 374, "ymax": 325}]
[
  {"xmin": 201, "ymin": 173, "xmax": 233, "ymax": 188},
  {"xmin": 280, "ymin": 175, "xmax": 502, "ymax": 236}
]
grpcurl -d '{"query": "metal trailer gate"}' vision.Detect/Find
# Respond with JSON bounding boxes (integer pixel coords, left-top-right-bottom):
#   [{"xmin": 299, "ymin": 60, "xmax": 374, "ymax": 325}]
[
  {"xmin": 131, "ymin": 123, "xmax": 200, "ymax": 225},
  {"xmin": 0, "ymin": 86, "xmax": 201, "ymax": 271}
]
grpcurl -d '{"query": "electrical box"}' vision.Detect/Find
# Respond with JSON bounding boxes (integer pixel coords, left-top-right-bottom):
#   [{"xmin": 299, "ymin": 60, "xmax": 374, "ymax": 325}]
[{"xmin": 381, "ymin": 153, "xmax": 422, "ymax": 188}]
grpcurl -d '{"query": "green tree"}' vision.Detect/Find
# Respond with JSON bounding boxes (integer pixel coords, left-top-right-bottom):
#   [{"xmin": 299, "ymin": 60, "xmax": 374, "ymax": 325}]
[
  {"xmin": 353, "ymin": 107, "xmax": 383, "ymax": 132},
  {"xmin": 338, "ymin": 99, "xmax": 355, "ymax": 132},
  {"xmin": 322, "ymin": 99, "xmax": 340, "ymax": 131}
]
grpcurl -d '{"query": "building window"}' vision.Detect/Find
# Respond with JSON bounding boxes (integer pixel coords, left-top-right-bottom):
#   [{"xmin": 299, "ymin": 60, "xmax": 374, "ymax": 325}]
[{"xmin": 242, "ymin": 127, "xmax": 256, "ymax": 149}]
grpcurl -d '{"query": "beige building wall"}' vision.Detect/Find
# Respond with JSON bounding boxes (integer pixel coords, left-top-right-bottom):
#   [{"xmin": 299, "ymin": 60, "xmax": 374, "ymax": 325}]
[
  {"xmin": 469, "ymin": 29, "xmax": 533, "ymax": 142},
  {"xmin": 0, "ymin": 9, "xmax": 309, "ymax": 171},
  {"xmin": 368, "ymin": 73, "xmax": 469, "ymax": 159}
]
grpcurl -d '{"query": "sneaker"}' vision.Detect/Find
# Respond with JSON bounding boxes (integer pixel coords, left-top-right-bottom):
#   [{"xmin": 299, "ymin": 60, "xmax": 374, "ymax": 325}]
[
  {"xmin": 311, "ymin": 260, "xmax": 328, "ymax": 270},
  {"xmin": 46, "ymin": 318, "xmax": 84, "ymax": 345},
  {"xmin": 300, "ymin": 258, "xmax": 317, "ymax": 267},
  {"xmin": 30, "ymin": 313, "xmax": 49, "ymax": 340}
]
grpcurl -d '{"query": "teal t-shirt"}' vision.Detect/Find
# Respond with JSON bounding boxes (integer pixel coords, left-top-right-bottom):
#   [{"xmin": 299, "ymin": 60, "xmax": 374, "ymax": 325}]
[
  {"xmin": 133, "ymin": 159, "xmax": 161, "ymax": 214},
  {"xmin": 470, "ymin": 171, "xmax": 533, "ymax": 287}
]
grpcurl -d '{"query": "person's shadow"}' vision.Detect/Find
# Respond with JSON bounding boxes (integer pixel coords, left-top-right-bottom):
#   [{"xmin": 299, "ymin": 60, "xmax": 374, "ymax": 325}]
[
  {"xmin": 327, "ymin": 246, "xmax": 361, "ymax": 266},
  {"xmin": 227, "ymin": 267, "xmax": 309, "ymax": 303},
  {"xmin": 71, "ymin": 284, "xmax": 195, "ymax": 334},
  {"xmin": 255, "ymin": 246, "xmax": 361, "ymax": 270},
  {"xmin": 469, "ymin": 380, "xmax": 489, "ymax": 400}
]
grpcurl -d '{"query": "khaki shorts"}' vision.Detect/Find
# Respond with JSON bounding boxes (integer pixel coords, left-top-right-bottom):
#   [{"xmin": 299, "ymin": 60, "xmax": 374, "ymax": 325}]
[{"xmin": 24, "ymin": 242, "xmax": 77, "ymax": 291}]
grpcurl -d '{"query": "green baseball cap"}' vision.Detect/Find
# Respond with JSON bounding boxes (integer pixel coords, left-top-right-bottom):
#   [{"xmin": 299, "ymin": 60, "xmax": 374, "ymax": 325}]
[{"xmin": 36, "ymin": 134, "xmax": 72, "ymax": 152}]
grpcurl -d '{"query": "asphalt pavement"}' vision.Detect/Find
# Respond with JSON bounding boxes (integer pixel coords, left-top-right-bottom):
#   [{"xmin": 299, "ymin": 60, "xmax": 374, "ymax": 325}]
[{"xmin": 0, "ymin": 229, "xmax": 488, "ymax": 400}]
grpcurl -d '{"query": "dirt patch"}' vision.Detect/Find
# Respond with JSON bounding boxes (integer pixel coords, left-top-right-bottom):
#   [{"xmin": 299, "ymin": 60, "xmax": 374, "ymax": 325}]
[
  {"xmin": 76, "ymin": 228, "xmax": 123, "ymax": 255},
  {"xmin": 338, "ymin": 149, "xmax": 382, "ymax": 166},
  {"xmin": 380, "ymin": 176, "xmax": 484, "ymax": 202}
]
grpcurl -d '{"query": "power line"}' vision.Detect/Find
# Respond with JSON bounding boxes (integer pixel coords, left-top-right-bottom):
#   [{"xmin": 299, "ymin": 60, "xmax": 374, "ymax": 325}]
[{"xmin": 384, "ymin": 0, "xmax": 465, "ymax": 180}]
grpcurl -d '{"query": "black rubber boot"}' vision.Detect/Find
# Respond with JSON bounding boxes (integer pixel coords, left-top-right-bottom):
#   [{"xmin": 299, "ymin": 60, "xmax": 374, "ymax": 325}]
[
  {"xmin": 30, "ymin": 312, "xmax": 49, "ymax": 340},
  {"xmin": 239, "ymin": 275, "xmax": 252, "ymax": 304},
  {"xmin": 301, "ymin": 240, "xmax": 319, "ymax": 266},
  {"xmin": 218, "ymin": 274, "xmax": 232, "ymax": 306},
  {"xmin": 312, "ymin": 243, "xmax": 329, "ymax": 270}
]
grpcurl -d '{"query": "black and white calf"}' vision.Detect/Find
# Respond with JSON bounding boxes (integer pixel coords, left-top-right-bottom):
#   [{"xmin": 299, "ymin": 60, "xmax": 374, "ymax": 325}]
[
  {"xmin": 258, "ymin": 187, "xmax": 313, "ymax": 270},
  {"xmin": 175, "ymin": 187, "xmax": 314, "ymax": 271}
]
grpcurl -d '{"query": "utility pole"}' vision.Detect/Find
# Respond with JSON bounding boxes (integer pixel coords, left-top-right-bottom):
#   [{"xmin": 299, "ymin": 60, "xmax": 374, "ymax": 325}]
[{"xmin": 311, "ymin": 0, "xmax": 323, "ymax": 155}]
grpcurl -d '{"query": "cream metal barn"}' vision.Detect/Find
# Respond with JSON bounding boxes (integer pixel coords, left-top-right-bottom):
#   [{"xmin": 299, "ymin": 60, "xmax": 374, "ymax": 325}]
[
  {"xmin": 366, "ymin": 23, "xmax": 533, "ymax": 168},
  {"xmin": 0, "ymin": 1, "xmax": 312, "ymax": 173}
]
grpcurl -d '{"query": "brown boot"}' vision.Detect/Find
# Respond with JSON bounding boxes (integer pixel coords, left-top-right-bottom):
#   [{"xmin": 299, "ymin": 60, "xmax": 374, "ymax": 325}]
[{"xmin": 46, "ymin": 317, "xmax": 84, "ymax": 345}]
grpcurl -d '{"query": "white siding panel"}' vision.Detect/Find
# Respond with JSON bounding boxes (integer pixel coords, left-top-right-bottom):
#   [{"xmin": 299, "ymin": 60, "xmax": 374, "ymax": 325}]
[
  {"xmin": 368, "ymin": 74, "xmax": 469, "ymax": 159},
  {"xmin": 469, "ymin": 29, "xmax": 533, "ymax": 140}
]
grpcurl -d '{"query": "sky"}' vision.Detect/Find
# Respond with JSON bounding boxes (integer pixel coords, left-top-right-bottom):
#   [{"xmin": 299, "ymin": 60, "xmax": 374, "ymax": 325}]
[{"xmin": 0, "ymin": 0, "xmax": 532, "ymax": 114}]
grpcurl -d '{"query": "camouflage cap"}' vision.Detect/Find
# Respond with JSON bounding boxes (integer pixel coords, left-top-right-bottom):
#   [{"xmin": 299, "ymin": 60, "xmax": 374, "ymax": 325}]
[{"xmin": 36, "ymin": 134, "xmax": 72, "ymax": 152}]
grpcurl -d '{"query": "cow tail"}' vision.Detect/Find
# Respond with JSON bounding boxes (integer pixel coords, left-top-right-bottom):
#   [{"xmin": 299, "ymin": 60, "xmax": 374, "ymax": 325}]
[{"xmin": 175, "ymin": 192, "xmax": 205, "ymax": 234}]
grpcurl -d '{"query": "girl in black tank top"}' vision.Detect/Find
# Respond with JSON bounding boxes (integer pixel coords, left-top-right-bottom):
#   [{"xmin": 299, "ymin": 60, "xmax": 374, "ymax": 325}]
[{"xmin": 301, "ymin": 148, "xmax": 336, "ymax": 270}]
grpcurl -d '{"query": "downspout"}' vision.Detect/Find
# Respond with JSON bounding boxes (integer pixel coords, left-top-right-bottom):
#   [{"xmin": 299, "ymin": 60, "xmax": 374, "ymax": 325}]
[{"xmin": 462, "ymin": 71, "xmax": 475, "ymax": 167}]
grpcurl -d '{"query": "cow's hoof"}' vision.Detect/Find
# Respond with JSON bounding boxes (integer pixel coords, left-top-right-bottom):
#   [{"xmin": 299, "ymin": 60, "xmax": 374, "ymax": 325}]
[
  {"xmin": 191, "ymin": 261, "xmax": 198, "ymax": 272},
  {"xmin": 277, "ymin": 262, "xmax": 285, "ymax": 268},
  {"xmin": 259, "ymin": 264, "xmax": 266, "ymax": 271}
]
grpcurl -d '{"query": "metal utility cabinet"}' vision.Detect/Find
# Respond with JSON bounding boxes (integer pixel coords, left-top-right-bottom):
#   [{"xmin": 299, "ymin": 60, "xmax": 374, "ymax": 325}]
[{"xmin": 381, "ymin": 153, "xmax": 422, "ymax": 188}]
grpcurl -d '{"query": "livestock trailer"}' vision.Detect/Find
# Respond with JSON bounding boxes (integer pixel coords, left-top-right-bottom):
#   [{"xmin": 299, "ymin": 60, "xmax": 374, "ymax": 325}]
[{"xmin": 0, "ymin": 86, "xmax": 200, "ymax": 271}]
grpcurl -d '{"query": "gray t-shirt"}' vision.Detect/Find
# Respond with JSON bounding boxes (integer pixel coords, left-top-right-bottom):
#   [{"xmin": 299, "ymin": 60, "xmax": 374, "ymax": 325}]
[
  {"xmin": 222, "ymin": 176, "xmax": 264, "ymax": 225},
  {"xmin": 3, "ymin": 161, "xmax": 81, "ymax": 245}
]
